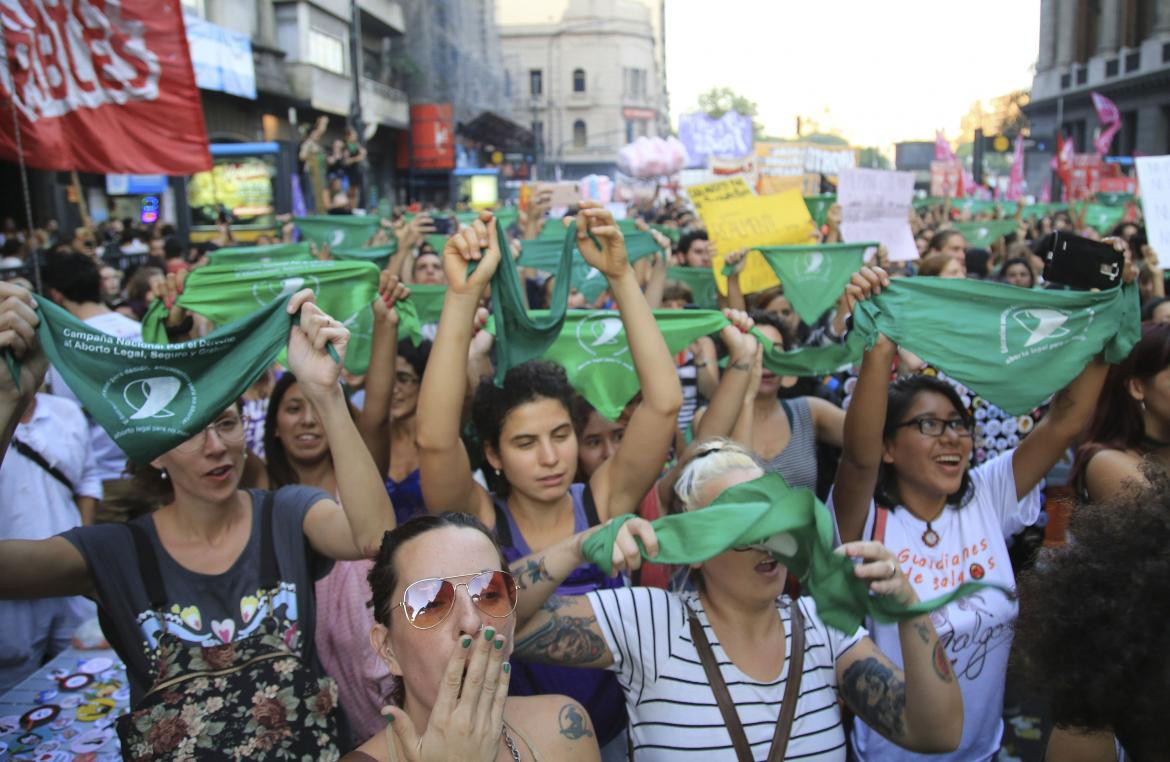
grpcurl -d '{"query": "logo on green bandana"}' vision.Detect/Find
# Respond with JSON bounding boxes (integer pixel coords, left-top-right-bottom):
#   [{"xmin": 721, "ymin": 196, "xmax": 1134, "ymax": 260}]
[
  {"xmin": 252, "ymin": 275, "xmax": 321, "ymax": 306},
  {"xmin": 576, "ymin": 313, "xmax": 631, "ymax": 370},
  {"xmin": 1000, "ymin": 306, "xmax": 1091, "ymax": 362},
  {"xmin": 330, "ymin": 230, "xmax": 346, "ymax": 247},
  {"xmin": 103, "ymin": 366, "xmax": 197, "ymax": 432},
  {"xmin": 798, "ymin": 250, "xmax": 831, "ymax": 282}
]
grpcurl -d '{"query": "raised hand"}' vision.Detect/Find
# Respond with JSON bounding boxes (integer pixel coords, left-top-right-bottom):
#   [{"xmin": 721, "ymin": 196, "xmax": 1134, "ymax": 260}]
[
  {"xmin": 837, "ymin": 540, "xmax": 917, "ymax": 606},
  {"xmin": 442, "ymin": 214, "xmax": 501, "ymax": 296},
  {"xmin": 719, "ymin": 308, "xmax": 758, "ymax": 362},
  {"xmin": 384, "ymin": 626, "xmax": 511, "ymax": 762},
  {"xmin": 375, "ymin": 272, "xmax": 410, "ymax": 326},
  {"xmin": 156, "ymin": 270, "xmax": 191, "ymax": 329},
  {"xmin": 843, "ymin": 266, "xmax": 890, "ymax": 313},
  {"xmin": 575, "ymin": 203, "xmax": 629, "ymax": 280},
  {"xmin": 286, "ymin": 290, "xmax": 348, "ymax": 397},
  {"xmin": 609, "ymin": 517, "xmax": 659, "ymax": 576},
  {"xmin": 0, "ymin": 282, "xmax": 46, "ymax": 402}
]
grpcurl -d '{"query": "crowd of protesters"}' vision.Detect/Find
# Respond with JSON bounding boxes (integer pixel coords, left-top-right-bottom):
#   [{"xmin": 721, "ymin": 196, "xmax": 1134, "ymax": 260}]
[{"xmin": 0, "ymin": 178, "xmax": 1163, "ymax": 762}]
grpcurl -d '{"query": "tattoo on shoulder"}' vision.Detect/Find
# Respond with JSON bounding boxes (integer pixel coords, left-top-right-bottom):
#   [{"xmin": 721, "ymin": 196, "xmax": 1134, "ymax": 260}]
[
  {"xmin": 557, "ymin": 703, "xmax": 594, "ymax": 741},
  {"xmin": 841, "ymin": 657, "xmax": 907, "ymax": 741},
  {"xmin": 514, "ymin": 611, "xmax": 606, "ymax": 665},
  {"xmin": 512, "ymin": 557, "xmax": 553, "ymax": 590},
  {"xmin": 933, "ymin": 640, "xmax": 954, "ymax": 683}
]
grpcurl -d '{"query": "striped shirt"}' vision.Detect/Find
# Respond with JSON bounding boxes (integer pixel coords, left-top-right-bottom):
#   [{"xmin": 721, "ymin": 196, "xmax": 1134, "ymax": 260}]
[{"xmin": 586, "ymin": 587, "xmax": 865, "ymax": 761}]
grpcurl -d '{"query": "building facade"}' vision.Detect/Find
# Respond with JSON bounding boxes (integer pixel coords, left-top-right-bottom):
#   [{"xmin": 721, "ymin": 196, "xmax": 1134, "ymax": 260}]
[
  {"xmin": 499, "ymin": 0, "xmax": 668, "ymax": 179},
  {"xmin": 1025, "ymin": 0, "xmax": 1170, "ymax": 190}
]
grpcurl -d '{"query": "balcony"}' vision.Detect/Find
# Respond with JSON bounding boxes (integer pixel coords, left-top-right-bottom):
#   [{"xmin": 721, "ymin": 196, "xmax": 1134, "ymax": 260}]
[
  {"xmin": 359, "ymin": 0, "xmax": 404, "ymax": 34},
  {"xmin": 286, "ymin": 63, "xmax": 408, "ymax": 128}
]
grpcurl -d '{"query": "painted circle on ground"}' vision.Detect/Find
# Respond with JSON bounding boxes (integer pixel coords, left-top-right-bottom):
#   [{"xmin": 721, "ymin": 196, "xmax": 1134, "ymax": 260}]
[
  {"xmin": 60, "ymin": 673, "xmax": 93, "ymax": 691},
  {"xmin": 20, "ymin": 705, "xmax": 59, "ymax": 729},
  {"xmin": 77, "ymin": 657, "xmax": 112, "ymax": 675}
]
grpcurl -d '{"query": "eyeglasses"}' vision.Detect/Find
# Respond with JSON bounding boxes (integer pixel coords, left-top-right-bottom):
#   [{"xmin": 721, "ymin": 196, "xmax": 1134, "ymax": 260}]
[
  {"xmin": 894, "ymin": 416, "xmax": 973, "ymax": 438},
  {"xmin": 174, "ymin": 416, "xmax": 246, "ymax": 453},
  {"xmin": 391, "ymin": 571, "xmax": 518, "ymax": 630},
  {"xmin": 394, "ymin": 371, "xmax": 420, "ymax": 387}
]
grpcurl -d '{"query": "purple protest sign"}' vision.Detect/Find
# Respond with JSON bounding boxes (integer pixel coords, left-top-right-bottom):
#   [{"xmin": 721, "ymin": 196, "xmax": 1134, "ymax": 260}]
[{"xmin": 678, "ymin": 111, "xmax": 754, "ymax": 168}]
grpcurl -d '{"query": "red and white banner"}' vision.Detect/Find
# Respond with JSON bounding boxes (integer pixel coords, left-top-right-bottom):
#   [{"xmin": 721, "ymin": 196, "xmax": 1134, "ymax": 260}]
[{"xmin": 0, "ymin": 0, "xmax": 210, "ymax": 174}]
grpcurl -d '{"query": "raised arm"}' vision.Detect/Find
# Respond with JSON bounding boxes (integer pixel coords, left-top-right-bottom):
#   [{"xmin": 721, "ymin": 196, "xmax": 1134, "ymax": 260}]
[
  {"xmin": 415, "ymin": 216, "xmax": 499, "ymax": 522},
  {"xmin": 512, "ymin": 518, "xmax": 657, "ymax": 668},
  {"xmin": 692, "ymin": 311, "xmax": 758, "ymax": 441},
  {"xmin": 575, "ymin": 205, "xmax": 682, "ymax": 519},
  {"xmin": 835, "ymin": 540, "xmax": 962, "ymax": 753},
  {"xmin": 0, "ymin": 281, "xmax": 44, "ymax": 464},
  {"xmin": 286, "ymin": 291, "xmax": 395, "ymax": 559},
  {"xmin": 356, "ymin": 273, "xmax": 408, "ymax": 476},
  {"xmin": 832, "ymin": 267, "xmax": 893, "ymax": 542}
]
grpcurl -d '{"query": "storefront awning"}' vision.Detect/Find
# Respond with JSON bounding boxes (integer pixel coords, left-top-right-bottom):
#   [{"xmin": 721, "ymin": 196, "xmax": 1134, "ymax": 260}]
[{"xmin": 458, "ymin": 112, "xmax": 534, "ymax": 153}]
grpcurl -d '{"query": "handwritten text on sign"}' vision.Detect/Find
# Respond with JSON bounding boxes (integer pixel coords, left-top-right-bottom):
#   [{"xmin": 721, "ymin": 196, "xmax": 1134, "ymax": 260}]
[
  {"xmin": 1136, "ymin": 156, "xmax": 1170, "ymax": 260},
  {"xmin": 700, "ymin": 190, "xmax": 817, "ymax": 295}
]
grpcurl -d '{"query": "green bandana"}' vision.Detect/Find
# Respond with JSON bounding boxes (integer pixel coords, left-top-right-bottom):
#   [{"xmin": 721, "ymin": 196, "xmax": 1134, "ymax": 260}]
[
  {"xmin": 1095, "ymin": 191, "xmax": 1134, "ymax": 207},
  {"xmin": 1019, "ymin": 203, "xmax": 1068, "ymax": 221},
  {"xmin": 848, "ymin": 277, "xmax": 1139, "ymax": 414},
  {"xmin": 582, "ymin": 473, "xmax": 1007, "ymax": 633},
  {"xmin": 949, "ymin": 199, "xmax": 1001, "ymax": 217},
  {"xmin": 141, "ymin": 259, "xmax": 380, "ymax": 374},
  {"xmin": 912, "ymin": 196, "xmax": 946, "ymax": 210},
  {"xmin": 953, "ymin": 221, "xmax": 1018, "ymax": 248},
  {"xmin": 208, "ymin": 242, "xmax": 312, "ymax": 267},
  {"xmin": 1073, "ymin": 202, "xmax": 1126, "ymax": 234},
  {"xmin": 32, "ymin": 296, "xmax": 292, "ymax": 463},
  {"xmin": 666, "ymin": 267, "xmax": 720, "ymax": 309},
  {"xmin": 407, "ymin": 284, "xmax": 447, "ymax": 325},
  {"xmin": 803, "ymin": 195, "xmax": 836, "ymax": 227},
  {"xmin": 295, "ymin": 215, "xmax": 383, "ymax": 249},
  {"xmin": 755, "ymin": 242, "xmax": 873, "ymax": 323},
  {"xmin": 480, "ymin": 219, "xmax": 572, "ymax": 385},
  {"xmin": 330, "ymin": 243, "xmax": 397, "ymax": 269},
  {"xmin": 651, "ymin": 224, "xmax": 680, "ymax": 244}
]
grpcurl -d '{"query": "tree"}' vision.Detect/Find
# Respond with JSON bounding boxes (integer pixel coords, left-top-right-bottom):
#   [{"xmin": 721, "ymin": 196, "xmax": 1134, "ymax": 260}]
[
  {"xmin": 857, "ymin": 147, "xmax": 891, "ymax": 169},
  {"xmin": 697, "ymin": 87, "xmax": 763, "ymax": 138}
]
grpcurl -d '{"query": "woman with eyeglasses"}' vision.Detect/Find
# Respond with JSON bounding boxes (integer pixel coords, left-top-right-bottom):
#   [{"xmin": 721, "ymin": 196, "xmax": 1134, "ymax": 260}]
[
  {"xmin": 0, "ymin": 287, "xmax": 395, "ymax": 759},
  {"xmin": 503, "ymin": 437, "xmax": 962, "ymax": 760},
  {"xmin": 343, "ymin": 512, "xmax": 601, "ymax": 761},
  {"xmin": 831, "ymin": 267, "xmax": 1111, "ymax": 761},
  {"xmin": 416, "ymin": 207, "xmax": 682, "ymax": 752}
]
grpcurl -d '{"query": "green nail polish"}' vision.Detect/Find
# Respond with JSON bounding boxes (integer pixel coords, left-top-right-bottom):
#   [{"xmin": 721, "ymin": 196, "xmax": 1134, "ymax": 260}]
[
  {"xmin": 484, "ymin": 628, "xmax": 495, "ymax": 641},
  {"xmin": 494, "ymin": 637, "xmax": 504, "ymax": 650},
  {"xmin": 462, "ymin": 636, "xmax": 472, "ymax": 649},
  {"xmin": 503, "ymin": 662, "xmax": 511, "ymax": 674},
  {"xmin": 387, "ymin": 714, "xmax": 395, "ymax": 723}
]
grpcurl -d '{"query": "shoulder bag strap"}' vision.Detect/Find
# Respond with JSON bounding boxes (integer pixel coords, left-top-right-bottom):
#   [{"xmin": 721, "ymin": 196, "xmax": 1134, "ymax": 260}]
[
  {"xmin": 258, "ymin": 490, "xmax": 278, "ymax": 591},
  {"xmin": 581, "ymin": 483, "xmax": 602, "ymax": 527},
  {"xmin": 767, "ymin": 601, "xmax": 807, "ymax": 762},
  {"xmin": 683, "ymin": 601, "xmax": 754, "ymax": 762},
  {"xmin": 11, "ymin": 438, "xmax": 75, "ymax": 496},
  {"xmin": 871, "ymin": 504, "xmax": 890, "ymax": 544},
  {"xmin": 126, "ymin": 521, "xmax": 168, "ymax": 611}
]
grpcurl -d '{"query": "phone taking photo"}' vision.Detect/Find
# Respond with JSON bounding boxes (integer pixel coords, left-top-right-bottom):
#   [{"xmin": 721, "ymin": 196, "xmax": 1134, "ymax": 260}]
[{"xmin": 1035, "ymin": 232, "xmax": 1123, "ymax": 291}]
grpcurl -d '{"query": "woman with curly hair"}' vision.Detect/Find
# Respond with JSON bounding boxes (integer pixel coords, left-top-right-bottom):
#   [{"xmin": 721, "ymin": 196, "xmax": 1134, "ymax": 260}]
[
  {"xmin": 1070, "ymin": 321, "xmax": 1170, "ymax": 502},
  {"xmin": 1014, "ymin": 467, "xmax": 1170, "ymax": 762}
]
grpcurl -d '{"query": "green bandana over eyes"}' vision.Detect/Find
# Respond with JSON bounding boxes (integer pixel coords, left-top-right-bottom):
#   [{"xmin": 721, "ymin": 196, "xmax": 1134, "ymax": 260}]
[
  {"xmin": 803, "ymin": 194, "xmax": 836, "ymax": 227},
  {"xmin": 481, "ymin": 219, "xmax": 573, "ymax": 385},
  {"xmin": 32, "ymin": 296, "xmax": 292, "ymax": 463},
  {"xmin": 666, "ymin": 266, "xmax": 720, "ymax": 309},
  {"xmin": 755, "ymin": 242, "xmax": 873, "ymax": 323},
  {"xmin": 208, "ymin": 243, "xmax": 312, "ymax": 267},
  {"xmin": 582, "ymin": 473, "xmax": 1007, "ymax": 633},
  {"xmin": 140, "ymin": 259, "xmax": 380, "ymax": 374},
  {"xmin": 330, "ymin": 243, "xmax": 397, "ymax": 269},
  {"xmin": 953, "ymin": 221, "xmax": 1019, "ymax": 248},
  {"xmin": 295, "ymin": 215, "xmax": 383, "ymax": 249},
  {"xmin": 1073, "ymin": 202, "xmax": 1126, "ymax": 234}
]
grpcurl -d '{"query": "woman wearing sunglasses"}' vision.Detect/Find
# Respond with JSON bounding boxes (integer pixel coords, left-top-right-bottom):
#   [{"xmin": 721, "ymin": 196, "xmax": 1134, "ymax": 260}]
[
  {"xmin": 0, "ymin": 288, "xmax": 395, "ymax": 759},
  {"xmin": 344, "ymin": 512, "xmax": 601, "ymax": 761},
  {"xmin": 416, "ymin": 207, "xmax": 681, "ymax": 751},
  {"xmin": 504, "ymin": 437, "xmax": 962, "ymax": 760},
  {"xmin": 831, "ymin": 267, "xmax": 1114, "ymax": 761}
]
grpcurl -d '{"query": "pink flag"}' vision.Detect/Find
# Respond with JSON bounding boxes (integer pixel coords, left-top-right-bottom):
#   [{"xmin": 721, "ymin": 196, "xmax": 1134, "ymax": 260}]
[
  {"xmin": 1006, "ymin": 135, "xmax": 1026, "ymax": 201},
  {"xmin": 935, "ymin": 131, "xmax": 956, "ymax": 162},
  {"xmin": 1090, "ymin": 92, "xmax": 1122, "ymax": 156},
  {"xmin": 1040, "ymin": 179, "xmax": 1051, "ymax": 203}
]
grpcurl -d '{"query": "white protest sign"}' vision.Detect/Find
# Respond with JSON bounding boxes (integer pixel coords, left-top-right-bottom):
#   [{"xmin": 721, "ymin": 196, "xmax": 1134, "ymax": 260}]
[
  {"xmin": 838, "ymin": 168, "xmax": 918, "ymax": 262},
  {"xmin": 1136, "ymin": 156, "xmax": 1170, "ymax": 259}
]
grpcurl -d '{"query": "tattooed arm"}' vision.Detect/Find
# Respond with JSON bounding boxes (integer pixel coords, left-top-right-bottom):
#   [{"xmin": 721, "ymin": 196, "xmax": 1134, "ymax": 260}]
[
  {"xmin": 512, "ymin": 594, "xmax": 613, "ymax": 669},
  {"xmin": 836, "ymin": 541, "xmax": 963, "ymax": 752}
]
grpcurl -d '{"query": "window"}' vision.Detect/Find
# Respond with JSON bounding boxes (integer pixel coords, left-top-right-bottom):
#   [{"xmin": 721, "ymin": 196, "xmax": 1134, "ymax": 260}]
[
  {"xmin": 626, "ymin": 120, "xmax": 634, "ymax": 144},
  {"xmin": 573, "ymin": 120, "xmax": 587, "ymax": 148},
  {"xmin": 624, "ymin": 67, "xmax": 646, "ymax": 98},
  {"xmin": 529, "ymin": 69, "xmax": 543, "ymax": 97},
  {"xmin": 531, "ymin": 120, "xmax": 544, "ymax": 152},
  {"xmin": 573, "ymin": 68, "xmax": 586, "ymax": 92},
  {"xmin": 309, "ymin": 29, "xmax": 346, "ymax": 74},
  {"xmin": 626, "ymin": 119, "xmax": 649, "ymax": 143}
]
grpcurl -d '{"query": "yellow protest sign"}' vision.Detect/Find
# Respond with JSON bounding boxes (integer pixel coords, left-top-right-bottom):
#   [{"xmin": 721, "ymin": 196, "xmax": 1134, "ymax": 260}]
[
  {"xmin": 686, "ymin": 177, "xmax": 753, "ymax": 216},
  {"xmin": 700, "ymin": 190, "xmax": 818, "ymax": 295}
]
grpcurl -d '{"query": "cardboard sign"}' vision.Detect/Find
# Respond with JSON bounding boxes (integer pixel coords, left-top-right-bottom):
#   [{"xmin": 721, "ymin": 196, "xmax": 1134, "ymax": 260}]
[
  {"xmin": 1136, "ymin": 156, "xmax": 1170, "ymax": 260},
  {"xmin": 838, "ymin": 169, "xmax": 918, "ymax": 262},
  {"xmin": 685, "ymin": 177, "xmax": 753, "ymax": 215},
  {"xmin": 700, "ymin": 190, "xmax": 817, "ymax": 295}
]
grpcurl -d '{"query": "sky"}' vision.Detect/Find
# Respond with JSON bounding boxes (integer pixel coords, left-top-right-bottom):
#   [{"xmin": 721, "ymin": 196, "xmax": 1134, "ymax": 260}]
[{"xmin": 664, "ymin": 0, "xmax": 1040, "ymax": 150}]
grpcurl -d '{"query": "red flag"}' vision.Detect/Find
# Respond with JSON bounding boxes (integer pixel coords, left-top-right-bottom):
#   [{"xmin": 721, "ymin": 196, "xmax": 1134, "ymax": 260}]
[
  {"xmin": 0, "ymin": 0, "xmax": 210, "ymax": 174},
  {"xmin": 1006, "ymin": 135, "xmax": 1026, "ymax": 201}
]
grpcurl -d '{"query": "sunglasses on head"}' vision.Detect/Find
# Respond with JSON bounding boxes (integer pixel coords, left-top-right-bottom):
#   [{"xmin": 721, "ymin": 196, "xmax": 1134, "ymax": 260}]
[{"xmin": 392, "ymin": 570, "xmax": 518, "ymax": 630}]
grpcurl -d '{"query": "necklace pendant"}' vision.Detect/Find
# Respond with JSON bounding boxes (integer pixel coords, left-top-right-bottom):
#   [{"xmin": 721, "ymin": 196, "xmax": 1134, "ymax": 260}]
[{"xmin": 922, "ymin": 526, "xmax": 940, "ymax": 547}]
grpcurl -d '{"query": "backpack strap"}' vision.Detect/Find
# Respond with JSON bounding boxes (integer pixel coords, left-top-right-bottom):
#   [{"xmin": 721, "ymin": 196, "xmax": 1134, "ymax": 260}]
[{"xmin": 871, "ymin": 504, "xmax": 891, "ymax": 545}]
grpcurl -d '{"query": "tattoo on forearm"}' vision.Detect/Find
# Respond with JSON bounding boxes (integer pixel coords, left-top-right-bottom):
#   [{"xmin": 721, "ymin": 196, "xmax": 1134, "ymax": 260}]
[
  {"xmin": 513, "ymin": 612, "xmax": 606, "ymax": 665},
  {"xmin": 912, "ymin": 620, "xmax": 932, "ymax": 645},
  {"xmin": 841, "ymin": 657, "xmax": 907, "ymax": 741},
  {"xmin": 512, "ymin": 557, "xmax": 553, "ymax": 590},
  {"xmin": 729, "ymin": 361, "xmax": 752, "ymax": 371},
  {"xmin": 557, "ymin": 703, "xmax": 594, "ymax": 741},
  {"xmin": 932, "ymin": 641, "xmax": 954, "ymax": 683}
]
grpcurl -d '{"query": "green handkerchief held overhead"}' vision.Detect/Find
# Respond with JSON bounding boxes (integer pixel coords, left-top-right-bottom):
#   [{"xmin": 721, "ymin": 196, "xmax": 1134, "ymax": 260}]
[
  {"xmin": 666, "ymin": 266, "xmax": 720, "ymax": 309},
  {"xmin": 330, "ymin": 243, "xmax": 397, "ymax": 269},
  {"xmin": 755, "ymin": 241, "xmax": 874, "ymax": 324},
  {"xmin": 32, "ymin": 296, "xmax": 294, "ymax": 464},
  {"xmin": 294, "ymin": 215, "xmax": 384, "ymax": 249},
  {"xmin": 207, "ymin": 242, "xmax": 312, "ymax": 267},
  {"xmin": 953, "ymin": 221, "xmax": 1018, "ymax": 249},
  {"xmin": 581, "ymin": 473, "xmax": 1009, "ymax": 634}
]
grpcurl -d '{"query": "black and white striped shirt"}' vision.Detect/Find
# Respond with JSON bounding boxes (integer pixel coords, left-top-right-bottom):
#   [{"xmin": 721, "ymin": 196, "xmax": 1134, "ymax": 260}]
[{"xmin": 585, "ymin": 588, "xmax": 865, "ymax": 761}]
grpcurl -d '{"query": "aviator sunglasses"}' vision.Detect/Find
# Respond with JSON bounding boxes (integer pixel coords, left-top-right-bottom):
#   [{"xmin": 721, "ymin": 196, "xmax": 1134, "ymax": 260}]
[{"xmin": 391, "ymin": 570, "xmax": 518, "ymax": 630}]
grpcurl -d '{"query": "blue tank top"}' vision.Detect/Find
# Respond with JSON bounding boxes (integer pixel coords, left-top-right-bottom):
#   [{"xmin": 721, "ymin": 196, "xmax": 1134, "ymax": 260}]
[
  {"xmin": 385, "ymin": 469, "xmax": 425, "ymax": 526},
  {"xmin": 493, "ymin": 483, "xmax": 627, "ymax": 745}
]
